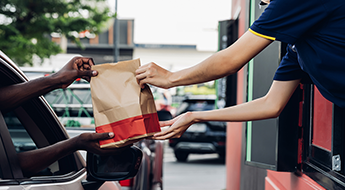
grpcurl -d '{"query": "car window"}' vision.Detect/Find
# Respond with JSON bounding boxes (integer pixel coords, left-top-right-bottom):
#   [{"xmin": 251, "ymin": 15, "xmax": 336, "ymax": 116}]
[
  {"xmin": 188, "ymin": 100, "xmax": 215, "ymax": 111},
  {"xmin": 3, "ymin": 110, "xmax": 60, "ymax": 176},
  {"xmin": 0, "ymin": 55, "xmax": 84, "ymax": 181},
  {"xmin": 5, "ymin": 111, "xmax": 37, "ymax": 152},
  {"xmin": 175, "ymin": 100, "xmax": 215, "ymax": 115}
]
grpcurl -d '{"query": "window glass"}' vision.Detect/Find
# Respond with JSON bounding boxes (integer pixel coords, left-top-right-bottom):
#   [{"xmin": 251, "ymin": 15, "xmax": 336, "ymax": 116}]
[
  {"xmin": 312, "ymin": 86, "xmax": 332, "ymax": 151},
  {"xmin": 3, "ymin": 110, "xmax": 59, "ymax": 176},
  {"xmin": 4, "ymin": 111, "xmax": 37, "ymax": 153}
]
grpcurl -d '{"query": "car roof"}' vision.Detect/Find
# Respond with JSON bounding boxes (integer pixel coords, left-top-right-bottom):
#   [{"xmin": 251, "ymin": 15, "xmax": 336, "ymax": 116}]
[
  {"xmin": 19, "ymin": 67, "xmax": 54, "ymax": 73},
  {"xmin": 182, "ymin": 94, "xmax": 216, "ymax": 102},
  {"xmin": 0, "ymin": 51, "xmax": 30, "ymax": 82}
]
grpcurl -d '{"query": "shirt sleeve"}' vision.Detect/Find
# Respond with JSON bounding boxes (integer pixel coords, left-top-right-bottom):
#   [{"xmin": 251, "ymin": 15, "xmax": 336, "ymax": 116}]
[
  {"xmin": 273, "ymin": 46, "xmax": 310, "ymax": 82},
  {"xmin": 250, "ymin": 0, "xmax": 328, "ymax": 44}
]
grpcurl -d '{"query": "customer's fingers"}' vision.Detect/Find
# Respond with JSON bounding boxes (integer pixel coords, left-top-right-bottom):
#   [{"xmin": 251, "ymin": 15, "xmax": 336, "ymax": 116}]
[{"xmin": 91, "ymin": 132, "xmax": 114, "ymax": 140}]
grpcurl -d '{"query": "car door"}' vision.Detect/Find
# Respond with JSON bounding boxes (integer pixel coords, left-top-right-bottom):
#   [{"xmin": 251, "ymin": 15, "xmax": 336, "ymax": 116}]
[{"xmin": 0, "ymin": 54, "xmax": 87, "ymax": 189}]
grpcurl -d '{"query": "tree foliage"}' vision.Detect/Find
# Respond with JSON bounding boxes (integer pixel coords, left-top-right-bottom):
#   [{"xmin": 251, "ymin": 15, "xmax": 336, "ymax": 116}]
[{"xmin": 0, "ymin": 0, "xmax": 113, "ymax": 66}]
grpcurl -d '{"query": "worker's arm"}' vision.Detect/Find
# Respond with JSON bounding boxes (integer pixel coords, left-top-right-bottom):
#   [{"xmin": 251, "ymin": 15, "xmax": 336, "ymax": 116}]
[
  {"xmin": 136, "ymin": 31, "xmax": 273, "ymax": 89},
  {"xmin": 153, "ymin": 79, "xmax": 301, "ymax": 139}
]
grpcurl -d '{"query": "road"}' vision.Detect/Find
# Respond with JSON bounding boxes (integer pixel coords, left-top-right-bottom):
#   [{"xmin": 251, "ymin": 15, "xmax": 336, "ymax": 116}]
[{"xmin": 163, "ymin": 142, "xmax": 226, "ymax": 190}]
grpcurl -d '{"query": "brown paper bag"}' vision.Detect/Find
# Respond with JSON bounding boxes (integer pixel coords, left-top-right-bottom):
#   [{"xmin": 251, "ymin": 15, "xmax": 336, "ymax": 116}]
[{"xmin": 90, "ymin": 59, "xmax": 161, "ymax": 148}]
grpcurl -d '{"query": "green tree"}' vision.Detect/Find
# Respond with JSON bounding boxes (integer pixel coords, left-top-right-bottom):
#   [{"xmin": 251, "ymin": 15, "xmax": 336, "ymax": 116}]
[{"xmin": 0, "ymin": 0, "xmax": 113, "ymax": 66}]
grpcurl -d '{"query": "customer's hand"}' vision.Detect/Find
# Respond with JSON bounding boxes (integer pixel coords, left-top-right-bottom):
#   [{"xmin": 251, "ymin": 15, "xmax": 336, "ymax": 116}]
[
  {"xmin": 153, "ymin": 112, "xmax": 196, "ymax": 140},
  {"xmin": 53, "ymin": 56, "xmax": 98, "ymax": 88},
  {"xmin": 136, "ymin": 62, "xmax": 173, "ymax": 89},
  {"xmin": 75, "ymin": 132, "xmax": 131, "ymax": 155}
]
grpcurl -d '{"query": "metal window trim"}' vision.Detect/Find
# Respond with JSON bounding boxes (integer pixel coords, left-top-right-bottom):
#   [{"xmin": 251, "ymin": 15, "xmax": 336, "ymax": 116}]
[
  {"xmin": 20, "ymin": 169, "xmax": 86, "ymax": 186},
  {"xmin": 302, "ymin": 84, "xmax": 345, "ymax": 188},
  {"xmin": 306, "ymin": 85, "xmax": 345, "ymax": 172}
]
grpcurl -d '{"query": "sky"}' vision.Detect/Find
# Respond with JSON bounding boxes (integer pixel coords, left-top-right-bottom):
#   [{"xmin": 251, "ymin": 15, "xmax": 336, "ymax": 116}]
[{"xmin": 107, "ymin": 0, "xmax": 232, "ymax": 51}]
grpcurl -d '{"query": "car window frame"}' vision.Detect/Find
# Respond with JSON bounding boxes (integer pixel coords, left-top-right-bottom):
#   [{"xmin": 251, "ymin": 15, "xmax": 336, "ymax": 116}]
[{"xmin": 0, "ymin": 56, "xmax": 85, "ymax": 184}]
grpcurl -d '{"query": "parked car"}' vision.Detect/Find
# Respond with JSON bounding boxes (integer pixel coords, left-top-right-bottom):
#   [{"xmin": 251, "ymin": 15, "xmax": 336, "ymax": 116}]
[
  {"xmin": 169, "ymin": 95, "xmax": 227, "ymax": 162},
  {"xmin": 0, "ymin": 51, "xmax": 143, "ymax": 189},
  {"xmin": 20, "ymin": 62, "xmax": 166, "ymax": 190}
]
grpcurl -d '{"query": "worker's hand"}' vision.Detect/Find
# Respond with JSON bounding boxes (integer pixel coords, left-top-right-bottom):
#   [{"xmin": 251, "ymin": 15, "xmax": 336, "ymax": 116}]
[
  {"xmin": 152, "ymin": 112, "xmax": 195, "ymax": 140},
  {"xmin": 75, "ymin": 132, "xmax": 131, "ymax": 155},
  {"xmin": 53, "ymin": 56, "xmax": 98, "ymax": 89},
  {"xmin": 135, "ymin": 62, "xmax": 173, "ymax": 89}
]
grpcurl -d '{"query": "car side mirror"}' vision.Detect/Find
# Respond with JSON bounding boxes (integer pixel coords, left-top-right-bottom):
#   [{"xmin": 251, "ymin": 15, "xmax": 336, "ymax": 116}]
[{"xmin": 86, "ymin": 145, "xmax": 143, "ymax": 181}]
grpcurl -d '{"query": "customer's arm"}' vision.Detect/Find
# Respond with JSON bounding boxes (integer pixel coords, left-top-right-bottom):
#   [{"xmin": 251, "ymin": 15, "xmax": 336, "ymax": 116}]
[
  {"xmin": 0, "ymin": 57, "xmax": 97, "ymax": 111},
  {"xmin": 17, "ymin": 132, "xmax": 128, "ymax": 177},
  {"xmin": 136, "ymin": 31, "xmax": 273, "ymax": 89}
]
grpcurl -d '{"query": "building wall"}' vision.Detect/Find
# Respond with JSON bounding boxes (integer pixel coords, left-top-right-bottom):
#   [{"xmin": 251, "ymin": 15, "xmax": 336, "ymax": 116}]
[
  {"xmin": 265, "ymin": 171, "xmax": 325, "ymax": 190},
  {"xmin": 225, "ymin": 0, "xmax": 249, "ymax": 189},
  {"xmin": 133, "ymin": 47, "xmax": 214, "ymax": 72},
  {"xmin": 226, "ymin": 0, "xmax": 333, "ymax": 190}
]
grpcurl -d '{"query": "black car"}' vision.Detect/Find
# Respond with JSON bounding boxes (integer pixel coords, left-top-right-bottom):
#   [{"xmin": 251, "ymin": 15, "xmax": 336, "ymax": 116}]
[{"xmin": 169, "ymin": 95, "xmax": 226, "ymax": 162}]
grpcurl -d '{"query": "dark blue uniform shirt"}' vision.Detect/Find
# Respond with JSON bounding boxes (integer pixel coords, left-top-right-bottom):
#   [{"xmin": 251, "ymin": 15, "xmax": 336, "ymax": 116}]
[{"xmin": 250, "ymin": 0, "xmax": 345, "ymax": 107}]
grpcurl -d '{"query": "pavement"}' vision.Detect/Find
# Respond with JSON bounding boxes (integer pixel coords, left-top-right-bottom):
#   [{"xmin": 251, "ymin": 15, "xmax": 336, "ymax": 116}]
[{"xmin": 163, "ymin": 141, "xmax": 226, "ymax": 190}]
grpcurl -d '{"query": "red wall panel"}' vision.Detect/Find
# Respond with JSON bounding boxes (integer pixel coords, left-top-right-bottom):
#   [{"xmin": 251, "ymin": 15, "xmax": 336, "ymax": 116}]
[
  {"xmin": 265, "ymin": 170, "xmax": 326, "ymax": 190},
  {"xmin": 226, "ymin": 0, "xmax": 248, "ymax": 189},
  {"xmin": 312, "ymin": 86, "xmax": 332, "ymax": 151}
]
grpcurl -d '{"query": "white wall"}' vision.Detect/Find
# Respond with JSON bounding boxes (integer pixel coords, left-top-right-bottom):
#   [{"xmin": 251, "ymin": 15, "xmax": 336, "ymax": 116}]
[
  {"xmin": 133, "ymin": 48, "xmax": 214, "ymax": 71},
  {"xmin": 32, "ymin": 53, "xmax": 82, "ymax": 70}
]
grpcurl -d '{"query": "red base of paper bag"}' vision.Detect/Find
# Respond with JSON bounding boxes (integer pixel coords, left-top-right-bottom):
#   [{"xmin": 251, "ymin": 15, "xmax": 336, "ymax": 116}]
[{"xmin": 96, "ymin": 113, "xmax": 161, "ymax": 148}]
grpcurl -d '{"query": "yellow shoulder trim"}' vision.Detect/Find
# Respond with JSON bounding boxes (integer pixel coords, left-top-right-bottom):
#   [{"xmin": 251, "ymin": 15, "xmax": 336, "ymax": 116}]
[{"xmin": 249, "ymin": 28, "xmax": 276, "ymax": 41}]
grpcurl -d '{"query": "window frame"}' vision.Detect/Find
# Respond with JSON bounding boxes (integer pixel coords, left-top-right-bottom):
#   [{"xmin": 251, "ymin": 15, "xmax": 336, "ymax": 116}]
[
  {"xmin": 0, "ymin": 56, "xmax": 85, "ymax": 184},
  {"xmin": 302, "ymin": 84, "xmax": 345, "ymax": 189}
]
